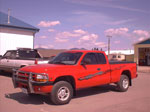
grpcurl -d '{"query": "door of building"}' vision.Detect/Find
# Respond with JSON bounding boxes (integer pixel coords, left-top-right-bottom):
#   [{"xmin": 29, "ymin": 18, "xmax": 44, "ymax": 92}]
[{"xmin": 147, "ymin": 54, "xmax": 150, "ymax": 66}]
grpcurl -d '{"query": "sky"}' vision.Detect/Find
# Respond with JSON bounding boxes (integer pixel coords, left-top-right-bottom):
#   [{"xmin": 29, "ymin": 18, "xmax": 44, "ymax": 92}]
[{"xmin": 1, "ymin": 0, "xmax": 150, "ymax": 50}]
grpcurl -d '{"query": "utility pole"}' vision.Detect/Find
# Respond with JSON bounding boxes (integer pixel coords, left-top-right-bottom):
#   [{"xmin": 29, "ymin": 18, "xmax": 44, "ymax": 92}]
[
  {"xmin": 107, "ymin": 35, "xmax": 112, "ymax": 60},
  {"xmin": 8, "ymin": 8, "xmax": 11, "ymax": 24}
]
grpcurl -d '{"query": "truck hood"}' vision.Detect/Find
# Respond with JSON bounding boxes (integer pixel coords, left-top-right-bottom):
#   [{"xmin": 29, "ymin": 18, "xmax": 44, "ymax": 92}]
[{"xmin": 19, "ymin": 64, "xmax": 74, "ymax": 73}]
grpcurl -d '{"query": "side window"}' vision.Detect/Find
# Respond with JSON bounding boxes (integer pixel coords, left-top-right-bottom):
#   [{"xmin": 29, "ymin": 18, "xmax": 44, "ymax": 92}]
[
  {"xmin": 82, "ymin": 53, "xmax": 98, "ymax": 65},
  {"xmin": 96, "ymin": 53, "xmax": 106, "ymax": 64},
  {"xmin": 10, "ymin": 51, "xmax": 17, "ymax": 59},
  {"xmin": 3, "ymin": 51, "xmax": 16, "ymax": 59},
  {"xmin": 3, "ymin": 52, "xmax": 12, "ymax": 57}
]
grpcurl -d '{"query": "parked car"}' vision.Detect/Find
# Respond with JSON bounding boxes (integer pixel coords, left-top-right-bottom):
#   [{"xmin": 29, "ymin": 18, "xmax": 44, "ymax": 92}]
[
  {"xmin": 0, "ymin": 48, "xmax": 49, "ymax": 72},
  {"xmin": 12, "ymin": 50, "xmax": 137, "ymax": 105}
]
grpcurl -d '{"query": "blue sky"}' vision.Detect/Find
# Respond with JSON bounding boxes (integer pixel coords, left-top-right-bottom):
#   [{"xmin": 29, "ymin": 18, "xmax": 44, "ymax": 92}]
[{"xmin": 1, "ymin": 0, "xmax": 150, "ymax": 50}]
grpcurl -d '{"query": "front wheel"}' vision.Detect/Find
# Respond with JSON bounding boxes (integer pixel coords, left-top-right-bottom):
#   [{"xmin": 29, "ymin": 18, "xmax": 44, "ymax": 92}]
[
  {"xmin": 117, "ymin": 75, "xmax": 129, "ymax": 92},
  {"xmin": 50, "ymin": 81, "xmax": 73, "ymax": 105}
]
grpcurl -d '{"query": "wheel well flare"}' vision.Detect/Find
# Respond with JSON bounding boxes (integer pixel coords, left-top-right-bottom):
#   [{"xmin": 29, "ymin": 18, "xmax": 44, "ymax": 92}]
[{"xmin": 122, "ymin": 70, "xmax": 132, "ymax": 86}]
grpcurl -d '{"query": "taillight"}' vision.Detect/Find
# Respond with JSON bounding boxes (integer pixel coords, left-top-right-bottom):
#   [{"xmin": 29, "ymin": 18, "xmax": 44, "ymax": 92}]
[
  {"xmin": 136, "ymin": 63, "xmax": 137, "ymax": 72},
  {"xmin": 35, "ymin": 59, "xmax": 38, "ymax": 64}
]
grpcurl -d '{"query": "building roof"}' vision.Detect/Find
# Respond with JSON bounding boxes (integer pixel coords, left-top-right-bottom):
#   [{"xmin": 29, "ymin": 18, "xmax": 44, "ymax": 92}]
[
  {"xmin": 0, "ymin": 12, "xmax": 39, "ymax": 32},
  {"xmin": 134, "ymin": 38, "xmax": 150, "ymax": 45}
]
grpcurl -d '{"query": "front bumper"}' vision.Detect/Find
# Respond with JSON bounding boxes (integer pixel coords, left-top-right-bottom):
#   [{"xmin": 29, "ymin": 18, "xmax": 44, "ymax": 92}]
[{"xmin": 12, "ymin": 70, "xmax": 53, "ymax": 93}]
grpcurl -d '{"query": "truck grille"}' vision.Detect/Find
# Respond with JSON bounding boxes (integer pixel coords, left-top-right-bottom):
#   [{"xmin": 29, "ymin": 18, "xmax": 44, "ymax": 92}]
[{"xmin": 16, "ymin": 71, "xmax": 36, "ymax": 82}]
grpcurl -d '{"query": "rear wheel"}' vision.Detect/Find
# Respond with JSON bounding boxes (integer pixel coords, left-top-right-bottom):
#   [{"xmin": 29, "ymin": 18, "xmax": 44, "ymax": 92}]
[
  {"xmin": 50, "ymin": 81, "xmax": 73, "ymax": 105},
  {"xmin": 117, "ymin": 74, "xmax": 129, "ymax": 92}
]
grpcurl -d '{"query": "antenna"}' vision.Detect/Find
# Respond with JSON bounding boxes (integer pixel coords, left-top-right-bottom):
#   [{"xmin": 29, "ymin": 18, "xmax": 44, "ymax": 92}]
[
  {"xmin": 8, "ymin": 9, "xmax": 11, "ymax": 24},
  {"xmin": 107, "ymin": 35, "xmax": 112, "ymax": 59}
]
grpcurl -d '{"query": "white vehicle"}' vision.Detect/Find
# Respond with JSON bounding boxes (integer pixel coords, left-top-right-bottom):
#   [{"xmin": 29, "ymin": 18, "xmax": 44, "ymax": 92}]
[{"xmin": 0, "ymin": 48, "xmax": 49, "ymax": 72}]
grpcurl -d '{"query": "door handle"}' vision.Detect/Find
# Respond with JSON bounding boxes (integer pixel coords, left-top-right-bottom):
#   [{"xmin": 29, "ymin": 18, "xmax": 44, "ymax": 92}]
[{"xmin": 97, "ymin": 68, "xmax": 101, "ymax": 71}]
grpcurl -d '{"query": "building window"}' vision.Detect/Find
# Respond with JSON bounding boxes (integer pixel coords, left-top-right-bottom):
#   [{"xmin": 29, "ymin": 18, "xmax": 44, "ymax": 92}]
[
  {"xmin": 112, "ymin": 55, "xmax": 116, "ymax": 58},
  {"xmin": 118, "ymin": 55, "xmax": 121, "ymax": 58}
]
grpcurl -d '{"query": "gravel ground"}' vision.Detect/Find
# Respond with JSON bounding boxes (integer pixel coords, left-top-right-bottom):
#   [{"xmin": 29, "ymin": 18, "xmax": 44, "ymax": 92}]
[{"xmin": 0, "ymin": 72, "xmax": 150, "ymax": 112}]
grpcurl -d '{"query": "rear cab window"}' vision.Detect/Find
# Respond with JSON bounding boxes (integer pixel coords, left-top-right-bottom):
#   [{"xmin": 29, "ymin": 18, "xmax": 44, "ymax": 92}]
[
  {"xmin": 96, "ymin": 53, "xmax": 106, "ymax": 64},
  {"xmin": 18, "ymin": 50, "xmax": 41, "ymax": 59}
]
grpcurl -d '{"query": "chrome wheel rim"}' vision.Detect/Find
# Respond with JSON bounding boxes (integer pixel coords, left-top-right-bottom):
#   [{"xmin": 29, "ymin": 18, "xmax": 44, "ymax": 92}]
[
  {"xmin": 57, "ymin": 87, "xmax": 70, "ymax": 101},
  {"xmin": 123, "ymin": 79, "xmax": 129, "ymax": 89}
]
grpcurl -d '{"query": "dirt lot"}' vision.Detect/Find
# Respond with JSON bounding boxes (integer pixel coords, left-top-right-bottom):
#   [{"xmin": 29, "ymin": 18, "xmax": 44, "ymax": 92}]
[{"xmin": 0, "ymin": 72, "xmax": 150, "ymax": 112}]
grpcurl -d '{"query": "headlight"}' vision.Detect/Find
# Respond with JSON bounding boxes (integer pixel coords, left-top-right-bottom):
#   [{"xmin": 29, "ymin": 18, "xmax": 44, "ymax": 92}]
[{"xmin": 36, "ymin": 74, "xmax": 49, "ymax": 82}]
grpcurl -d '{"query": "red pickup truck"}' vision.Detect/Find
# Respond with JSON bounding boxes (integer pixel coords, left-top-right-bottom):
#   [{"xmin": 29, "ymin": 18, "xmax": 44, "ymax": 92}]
[{"xmin": 12, "ymin": 50, "xmax": 137, "ymax": 105}]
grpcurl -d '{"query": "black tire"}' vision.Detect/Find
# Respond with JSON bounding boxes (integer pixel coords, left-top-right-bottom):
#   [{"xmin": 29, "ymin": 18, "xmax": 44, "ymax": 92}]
[
  {"xmin": 50, "ymin": 81, "xmax": 73, "ymax": 105},
  {"xmin": 117, "ymin": 74, "xmax": 129, "ymax": 92},
  {"xmin": 0, "ymin": 70, "xmax": 4, "ymax": 73},
  {"xmin": 27, "ymin": 93, "xmax": 35, "ymax": 96}
]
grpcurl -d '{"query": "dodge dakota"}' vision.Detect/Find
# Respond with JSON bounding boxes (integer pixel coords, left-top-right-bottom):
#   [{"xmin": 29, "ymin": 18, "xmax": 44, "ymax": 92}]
[{"xmin": 12, "ymin": 50, "xmax": 137, "ymax": 105}]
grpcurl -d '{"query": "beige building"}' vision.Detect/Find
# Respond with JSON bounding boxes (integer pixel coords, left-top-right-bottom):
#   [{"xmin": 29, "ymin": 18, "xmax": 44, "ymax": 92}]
[
  {"xmin": 134, "ymin": 38, "xmax": 150, "ymax": 66},
  {"xmin": 105, "ymin": 50, "xmax": 134, "ymax": 61}
]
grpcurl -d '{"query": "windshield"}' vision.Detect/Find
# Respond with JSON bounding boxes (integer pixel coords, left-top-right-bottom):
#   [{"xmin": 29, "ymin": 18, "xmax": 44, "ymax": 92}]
[{"xmin": 49, "ymin": 52, "xmax": 82, "ymax": 65}]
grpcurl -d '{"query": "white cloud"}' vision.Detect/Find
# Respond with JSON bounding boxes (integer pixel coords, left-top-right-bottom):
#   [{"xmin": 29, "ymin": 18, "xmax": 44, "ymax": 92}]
[
  {"xmin": 133, "ymin": 30, "xmax": 150, "ymax": 37},
  {"xmin": 73, "ymin": 29, "xmax": 87, "ymax": 34},
  {"xmin": 107, "ymin": 4, "xmax": 150, "ymax": 14},
  {"xmin": 55, "ymin": 37, "xmax": 69, "ymax": 43},
  {"xmin": 133, "ymin": 30, "xmax": 150, "ymax": 42},
  {"xmin": 138, "ymin": 37, "xmax": 145, "ymax": 41},
  {"xmin": 104, "ymin": 27, "xmax": 129, "ymax": 37},
  {"xmin": 61, "ymin": 31, "xmax": 81, "ymax": 37},
  {"xmin": 34, "ymin": 45, "xmax": 54, "ymax": 49},
  {"xmin": 94, "ymin": 42, "xmax": 107, "ymax": 48},
  {"xmin": 80, "ymin": 35, "xmax": 90, "ymax": 41},
  {"xmin": 48, "ymin": 29, "xmax": 55, "ymax": 32},
  {"xmin": 54, "ymin": 29, "xmax": 106, "ymax": 49},
  {"xmin": 104, "ymin": 27, "xmax": 150, "ymax": 44},
  {"xmin": 39, "ymin": 36, "xmax": 47, "ymax": 39},
  {"xmin": 104, "ymin": 28, "xmax": 150, "ymax": 39},
  {"xmin": 77, "ymin": 33, "xmax": 106, "ymax": 49},
  {"xmin": 55, "ymin": 29, "xmax": 86, "ymax": 43},
  {"xmin": 65, "ymin": 0, "xmax": 149, "ymax": 14},
  {"xmin": 114, "ymin": 40, "xmax": 120, "ymax": 44},
  {"xmin": 78, "ymin": 33, "xmax": 98, "ymax": 43},
  {"xmin": 38, "ymin": 21, "xmax": 60, "ymax": 27},
  {"xmin": 105, "ymin": 19, "xmax": 136, "ymax": 25}
]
